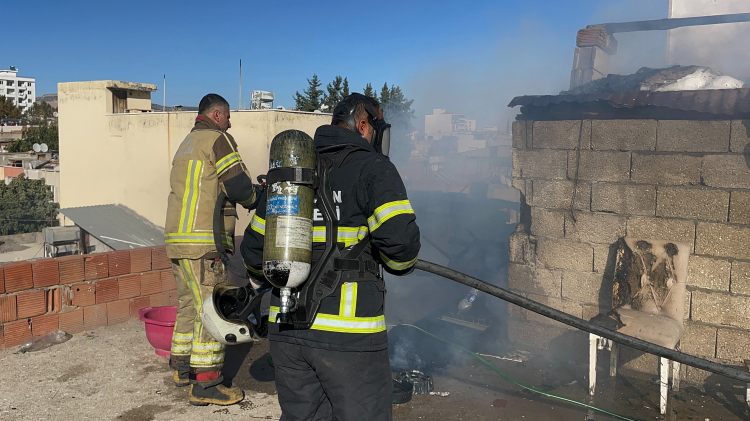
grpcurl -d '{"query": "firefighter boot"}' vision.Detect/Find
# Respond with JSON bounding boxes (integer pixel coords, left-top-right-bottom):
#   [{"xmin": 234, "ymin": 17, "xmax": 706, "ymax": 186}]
[
  {"xmin": 169, "ymin": 359, "xmax": 190, "ymax": 387},
  {"xmin": 188, "ymin": 383, "xmax": 244, "ymax": 406}
]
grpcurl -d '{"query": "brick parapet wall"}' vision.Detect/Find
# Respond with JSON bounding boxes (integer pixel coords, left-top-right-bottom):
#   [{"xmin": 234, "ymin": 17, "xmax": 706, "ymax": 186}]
[
  {"xmin": 510, "ymin": 119, "xmax": 750, "ymax": 383},
  {"xmin": 0, "ymin": 246, "xmax": 177, "ymax": 351}
]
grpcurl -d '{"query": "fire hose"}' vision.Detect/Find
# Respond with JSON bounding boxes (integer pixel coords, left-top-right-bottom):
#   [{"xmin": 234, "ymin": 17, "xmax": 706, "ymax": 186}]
[{"xmin": 414, "ymin": 259, "xmax": 750, "ymax": 384}]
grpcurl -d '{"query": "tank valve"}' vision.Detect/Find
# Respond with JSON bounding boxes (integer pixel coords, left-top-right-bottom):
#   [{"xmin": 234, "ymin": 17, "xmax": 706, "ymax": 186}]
[{"xmin": 278, "ymin": 287, "xmax": 297, "ymax": 324}]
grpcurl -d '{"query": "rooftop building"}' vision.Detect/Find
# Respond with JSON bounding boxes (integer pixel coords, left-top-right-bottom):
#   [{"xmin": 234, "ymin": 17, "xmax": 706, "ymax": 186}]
[{"xmin": 0, "ymin": 67, "xmax": 35, "ymax": 113}]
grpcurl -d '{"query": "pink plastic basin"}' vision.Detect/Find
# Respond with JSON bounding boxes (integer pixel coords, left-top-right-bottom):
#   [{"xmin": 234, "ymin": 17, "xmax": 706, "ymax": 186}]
[{"xmin": 139, "ymin": 306, "xmax": 177, "ymax": 358}]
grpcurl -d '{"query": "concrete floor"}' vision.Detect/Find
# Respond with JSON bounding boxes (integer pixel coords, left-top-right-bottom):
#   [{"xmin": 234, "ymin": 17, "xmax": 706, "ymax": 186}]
[{"xmin": 1, "ymin": 318, "xmax": 748, "ymax": 420}]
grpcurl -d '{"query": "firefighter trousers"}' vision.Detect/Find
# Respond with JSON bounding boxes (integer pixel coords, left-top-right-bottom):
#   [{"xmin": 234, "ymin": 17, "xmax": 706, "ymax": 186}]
[
  {"xmin": 169, "ymin": 258, "xmax": 227, "ymax": 373},
  {"xmin": 270, "ymin": 340, "xmax": 392, "ymax": 421}
]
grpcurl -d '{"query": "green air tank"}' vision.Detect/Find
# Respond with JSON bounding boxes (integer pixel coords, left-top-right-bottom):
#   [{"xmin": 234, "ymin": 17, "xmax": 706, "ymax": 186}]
[{"xmin": 262, "ymin": 130, "xmax": 316, "ymax": 290}]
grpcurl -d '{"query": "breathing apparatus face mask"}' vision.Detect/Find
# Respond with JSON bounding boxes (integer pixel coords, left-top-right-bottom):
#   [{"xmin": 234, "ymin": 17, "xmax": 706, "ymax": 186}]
[{"xmin": 370, "ymin": 118, "xmax": 392, "ymax": 157}]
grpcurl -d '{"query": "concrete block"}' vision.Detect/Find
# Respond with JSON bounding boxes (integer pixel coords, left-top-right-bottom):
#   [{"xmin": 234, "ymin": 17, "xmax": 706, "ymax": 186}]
[
  {"xmin": 573, "ymin": 46, "xmax": 609, "ymax": 74},
  {"xmin": 532, "ymin": 120, "xmax": 590, "ymax": 150},
  {"xmin": 564, "ymin": 211, "xmax": 626, "ymax": 244},
  {"xmin": 524, "ymin": 292, "xmax": 582, "ymax": 325},
  {"xmin": 561, "ymin": 270, "xmax": 604, "ymax": 304},
  {"xmin": 509, "ymin": 229, "xmax": 535, "ymax": 265},
  {"xmin": 688, "ymin": 255, "xmax": 731, "ymax": 291},
  {"xmin": 681, "ymin": 322, "xmax": 717, "ymax": 359},
  {"xmin": 531, "ymin": 179, "xmax": 590, "ymax": 211},
  {"xmin": 731, "ymin": 261, "xmax": 750, "ymax": 296},
  {"xmin": 657, "ymin": 120, "xmax": 730, "ymax": 153},
  {"xmin": 716, "ymin": 327, "xmax": 750, "ymax": 361},
  {"xmin": 702, "ymin": 155, "xmax": 750, "ymax": 189},
  {"xmin": 695, "ymin": 222, "xmax": 750, "ymax": 260},
  {"xmin": 568, "ymin": 150, "xmax": 631, "ymax": 182},
  {"xmin": 684, "ymin": 366, "xmax": 713, "ymax": 385},
  {"xmin": 619, "ymin": 346, "xmax": 658, "ymax": 374},
  {"xmin": 691, "ymin": 290, "xmax": 750, "ymax": 330},
  {"xmin": 626, "ymin": 217, "xmax": 696, "ymax": 250},
  {"xmin": 685, "ymin": 290, "xmax": 691, "ymax": 320},
  {"xmin": 582, "ymin": 304, "xmax": 604, "ymax": 320},
  {"xmin": 657, "ymin": 187, "xmax": 729, "ymax": 222},
  {"xmin": 508, "ymin": 263, "xmax": 561, "ymax": 298},
  {"xmin": 530, "ymin": 207, "xmax": 565, "ymax": 238},
  {"xmin": 536, "ymin": 238, "xmax": 593, "ymax": 272},
  {"xmin": 593, "ymin": 243, "xmax": 616, "ymax": 274},
  {"xmin": 512, "ymin": 149, "xmax": 568, "ymax": 180},
  {"xmin": 512, "ymin": 120, "xmax": 531, "ymax": 149},
  {"xmin": 631, "ymin": 153, "xmax": 701, "ymax": 185},
  {"xmin": 730, "ymin": 120, "xmax": 750, "ymax": 153},
  {"xmin": 591, "ymin": 183, "xmax": 656, "ymax": 216},
  {"xmin": 729, "ymin": 191, "xmax": 750, "ymax": 225},
  {"xmin": 591, "ymin": 119, "xmax": 656, "ymax": 151}
]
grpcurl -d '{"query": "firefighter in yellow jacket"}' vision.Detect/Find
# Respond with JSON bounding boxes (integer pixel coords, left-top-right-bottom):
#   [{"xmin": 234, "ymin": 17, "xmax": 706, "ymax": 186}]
[{"xmin": 164, "ymin": 94, "xmax": 261, "ymax": 406}]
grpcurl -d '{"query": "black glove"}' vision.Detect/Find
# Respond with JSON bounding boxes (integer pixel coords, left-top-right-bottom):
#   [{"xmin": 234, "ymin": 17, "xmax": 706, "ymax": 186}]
[{"xmin": 245, "ymin": 184, "xmax": 266, "ymax": 211}]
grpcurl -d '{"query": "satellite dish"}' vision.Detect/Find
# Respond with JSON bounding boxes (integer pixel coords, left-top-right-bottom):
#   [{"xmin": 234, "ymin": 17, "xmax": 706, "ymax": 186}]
[
  {"xmin": 33, "ymin": 143, "xmax": 41, "ymax": 152},
  {"xmin": 53, "ymin": 112, "xmax": 58, "ymax": 118},
  {"xmin": 40, "ymin": 144, "xmax": 48, "ymax": 152}
]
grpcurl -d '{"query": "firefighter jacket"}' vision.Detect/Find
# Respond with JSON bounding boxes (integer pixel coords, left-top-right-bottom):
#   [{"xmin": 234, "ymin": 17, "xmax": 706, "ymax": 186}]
[
  {"xmin": 165, "ymin": 116, "xmax": 258, "ymax": 259},
  {"xmin": 241, "ymin": 124, "xmax": 421, "ymax": 351}
]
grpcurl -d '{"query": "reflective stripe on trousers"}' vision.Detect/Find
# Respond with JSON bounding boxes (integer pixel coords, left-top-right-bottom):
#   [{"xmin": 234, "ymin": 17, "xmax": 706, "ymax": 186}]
[{"xmin": 269, "ymin": 282, "xmax": 386, "ymax": 334}]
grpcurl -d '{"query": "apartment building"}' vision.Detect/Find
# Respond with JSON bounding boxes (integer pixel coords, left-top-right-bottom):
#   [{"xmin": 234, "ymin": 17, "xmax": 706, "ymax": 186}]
[{"xmin": 0, "ymin": 66, "xmax": 36, "ymax": 113}]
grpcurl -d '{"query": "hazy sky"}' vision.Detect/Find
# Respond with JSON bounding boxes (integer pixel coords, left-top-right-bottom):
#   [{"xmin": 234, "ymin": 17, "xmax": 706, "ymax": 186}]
[{"xmin": 9, "ymin": 0, "xmax": 676, "ymax": 127}]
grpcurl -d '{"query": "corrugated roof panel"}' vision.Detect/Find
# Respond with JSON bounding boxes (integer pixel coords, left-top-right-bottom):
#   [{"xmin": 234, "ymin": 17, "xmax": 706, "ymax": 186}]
[{"xmin": 59, "ymin": 204, "xmax": 164, "ymax": 251}]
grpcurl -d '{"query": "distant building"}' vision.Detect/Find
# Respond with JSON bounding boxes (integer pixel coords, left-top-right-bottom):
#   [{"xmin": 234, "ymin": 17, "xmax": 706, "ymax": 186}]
[
  {"xmin": 35, "ymin": 93, "xmax": 58, "ymax": 108},
  {"xmin": 424, "ymin": 109, "xmax": 476, "ymax": 139},
  {"xmin": 0, "ymin": 67, "xmax": 36, "ymax": 113}
]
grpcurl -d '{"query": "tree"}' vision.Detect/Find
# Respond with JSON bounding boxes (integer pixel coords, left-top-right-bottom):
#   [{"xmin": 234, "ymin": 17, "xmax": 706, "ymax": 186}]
[
  {"xmin": 379, "ymin": 84, "xmax": 415, "ymax": 163},
  {"xmin": 293, "ymin": 74, "xmax": 324, "ymax": 112},
  {"xmin": 6, "ymin": 124, "xmax": 59, "ymax": 153},
  {"xmin": 0, "ymin": 174, "xmax": 59, "ymax": 235},
  {"xmin": 21, "ymin": 101, "xmax": 56, "ymax": 125},
  {"xmin": 342, "ymin": 78, "xmax": 350, "ymax": 97},
  {"xmin": 363, "ymin": 83, "xmax": 376, "ymax": 100},
  {"xmin": 379, "ymin": 83, "xmax": 391, "ymax": 105},
  {"xmin": 322, "ymin": 76, "xmax": 345, "ymax": 112},
  {"xmin": 0, "ymin": 95, "xmax": 21, "ymax": 120}
]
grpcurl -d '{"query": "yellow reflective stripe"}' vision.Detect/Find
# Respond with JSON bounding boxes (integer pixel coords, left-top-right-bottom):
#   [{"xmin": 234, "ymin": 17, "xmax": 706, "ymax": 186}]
[
  {"xmin": 339, "ymin": 282, "xmax": 357, "ymax": 317},
  {"xmin": 192, "ymin": 343, "xmax": 224, "ymax": 351},
  {"xmin": 173, "ymin": 332, "xmax": 193, "ymax": 340},
  {"xmin": 164, "ymin": 232, "xmax": 231, "ymax": 245},
  {"xmin": 312, "ymin": 226, "xmax": 368, "ymax": 247},
  {"xmin": 367, "ymin": 200, "xmax": 414, "ymax": 232},
  {"xmin": 268, "ymin": 304, "xmax": 384, "ymax": 333},
  {"xmin": 181, "ymin": 259, "xmax": 203, "ymax": 313},
  {"xmin": 179, "ymin": 160, "xmax": 203, "ymax": 233},
  {"xmin": 190, "ymin": 355, "xmax": 225, "ymax": 364},
  {"xmin": 251, "ymin": 214, "xmax": 266, "ymax": 235},
  {"xmin": 245, "ymin": 262, "xmax": 263, "ymax": 276},
  {"xmin": 379, "ymin": 251, "xmax": 418, "ymax": 271},
  {"xmin": 187, "ymin": 161, "xmax": 203, "ymax": 232},
  {"xmin": 216, "ymin": 152, "xmax": 242, "ymax": 176},
  {"xmin": 171, "ymin": 344, "xmax": 192, "ymax": 351}
]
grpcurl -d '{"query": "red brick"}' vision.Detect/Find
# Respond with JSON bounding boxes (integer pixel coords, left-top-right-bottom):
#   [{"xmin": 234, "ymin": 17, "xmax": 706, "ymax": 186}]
[
  {"xmin": 95, "ymin": 278, "xmax": 118, "ymax": 304},
  {"xmin": 149, "ymin": 291, "xmax": 171, "ymax": 308},
  {"xmin": 46, "ymin": 288, "xmax": 62, "ymax": 313},
  {"xmin": 160, "ymin": 269, "xmax": 177, "ymax": 292},
  {"xmin": 108, "ymin": 250, "xmax": 131, "ymax": 277},
  {"xmin": 130, "ymin": 297, "xmax": 151, "ymax": 318},
  {"xmin": 118, "ymin": 274, "xmax": 140, "ymax": 299},
  {"xmin": 58, "ymin": 309, "xmax": 84, "ymax": 334},
  {"xmin": 0, "ymin": 295, "xmax": 17, "ymax": 323},
  {"xmin": 3, "ymin": 319, "xmax": 31, "ymax": 347},
  {"xmin": 32, "ymin": 259, "xmax": 59, "ymax": 288},
  {"xmin": 83, "ymin": 304, "xmax": 107, "ymax": 330},
  {"xmin": 84, "ymin": 254, "xmax": 108, "ymax": 280},
  {"xmin": 130, "ymin": 248, "xmax": 152, "ymax": 273},
  {"xmin": 71, "ymin": 283, "xmax": 96, "ymax": 307},
  {"xmin": 31, "ymin": 313, "xmax": 59, "ymax": 336},
  {"xmin": 57, "ymin": 255, "xmax": 84, "ymax": 284},
  {"xmin": 107, "ymin": 300, "xmax": 130, "ymax": 325},
  {"xmin": 16, "ymin": 290, "xmax": 47, "ymax": 319},
  {"xmin": 0, "ymin": 266, "xmax": 5, "ymax": 294},
  {"xmin": 151, "ymin": 246, "xmax": 171, "ymax": 270},
  {"xmin": 3, "ymin": 262, "xmax": 33, "ymax": 293},
  {"xmin": 169, "ymin": 290, "xmax": 179, "ymax": 306},
  {"xmin": 140, "ymin": 272, "xmax": 161, "ymax": 296}
]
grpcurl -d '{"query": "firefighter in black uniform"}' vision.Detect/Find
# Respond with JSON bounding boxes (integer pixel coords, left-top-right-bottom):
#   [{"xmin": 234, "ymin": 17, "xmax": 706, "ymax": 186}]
[{"xmin": 241, "ymin": 94, "xmax": 420, "ymax": 420}]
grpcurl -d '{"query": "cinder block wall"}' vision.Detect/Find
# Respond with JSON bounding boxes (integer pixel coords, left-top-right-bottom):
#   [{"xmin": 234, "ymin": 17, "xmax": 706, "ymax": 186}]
[
  {"xmin": 510, "ymin": 119, "xmax": 750, "ymax": 383},
  {"xmin": 0, "ymin": 246, "xmax": 177, "ymax": 351}
]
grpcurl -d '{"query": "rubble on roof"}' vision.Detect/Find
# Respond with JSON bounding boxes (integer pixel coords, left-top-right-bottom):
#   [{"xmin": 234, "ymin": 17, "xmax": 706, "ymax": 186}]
[{"xmin": 562, "ymin": 65, "xmax": 746, "ymax": 95}]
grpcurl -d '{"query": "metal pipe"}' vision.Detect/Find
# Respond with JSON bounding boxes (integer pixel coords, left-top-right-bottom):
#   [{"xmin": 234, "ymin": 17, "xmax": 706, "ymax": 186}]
[
  {"xmin": 414, "ymin": 259, "xmax": 750, "ymax": 383},
  {"xmin": 599, "ymin": 12, "xmax": 750, "ymax": 34}
]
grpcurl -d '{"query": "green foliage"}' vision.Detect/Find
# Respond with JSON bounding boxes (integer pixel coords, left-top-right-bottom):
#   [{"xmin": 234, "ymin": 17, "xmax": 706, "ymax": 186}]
[
  {"xmin": 293, "ymin": 74, "xmax": 324, "ymax": 112},
  {"xmin": 6, "ymin": 124, "xmax": 59, "ymax": 153},
  {"xmin": 379, "ymin": 84, "xmax": 415, "ymax": 163},
  {"xmin": 21, "ymin": 101, "xmax": 56, "ymax": 125},
  {"xmin": 379, "ymin": 83, "xmax": 391, "ymax": 105},
  {"xmin": 322, "ymin": 76, "xmax": 345, "ymax": 113},
  {"xmin": 0, "ymin": 95, "xmax": 21, "ymax": 120},
  {"xmin": 0, "ymin": 174, "xmax": 59, "ymax": 235},
  {"xmin": 342, "ymin": 78, "xmax": 350, "ymax": 97},
  {"xmin": 363, "ymin": 83, "xmax": 376, "ymax": 99}
]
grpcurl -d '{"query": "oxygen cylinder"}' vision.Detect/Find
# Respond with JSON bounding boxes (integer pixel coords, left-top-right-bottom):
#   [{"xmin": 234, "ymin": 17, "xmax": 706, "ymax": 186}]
[{"xmin": 262, "ymin": 130, "xmax": 316, "ymax": 292}]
